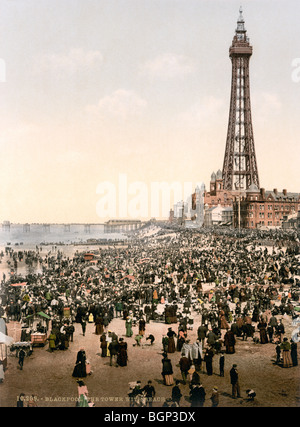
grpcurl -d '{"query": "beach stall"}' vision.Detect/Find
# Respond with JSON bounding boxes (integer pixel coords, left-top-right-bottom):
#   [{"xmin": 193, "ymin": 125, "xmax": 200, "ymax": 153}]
[
  {"xmin": 83, "ymin": 253, "xmax": 95, "ymax": 262},
  {"xmin": 25, "ymin": 312, "xmax": 51, "ymax": 346}
]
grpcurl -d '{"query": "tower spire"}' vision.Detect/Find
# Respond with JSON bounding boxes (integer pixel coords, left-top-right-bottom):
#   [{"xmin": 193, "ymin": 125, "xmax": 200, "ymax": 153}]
[
  {"xmin": 236, "ymin": 6, "xmax": 246, "ymax": 36},
  {"xmin": 222, "ymin": 8, "xmax": 260, "ymax": 191}
]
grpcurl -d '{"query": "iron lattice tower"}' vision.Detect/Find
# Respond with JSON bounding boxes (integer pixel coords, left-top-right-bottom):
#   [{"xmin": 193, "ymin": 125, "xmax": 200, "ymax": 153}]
[{"xmin": 222, "ymin": 8, "xmax": 259, "ymax": 191}]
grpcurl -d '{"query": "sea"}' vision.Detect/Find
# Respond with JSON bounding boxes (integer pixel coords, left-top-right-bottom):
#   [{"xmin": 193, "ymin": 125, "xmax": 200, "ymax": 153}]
[{"xmin": 0, "ymin": 223, "xmax": 126, "ymax": 248}]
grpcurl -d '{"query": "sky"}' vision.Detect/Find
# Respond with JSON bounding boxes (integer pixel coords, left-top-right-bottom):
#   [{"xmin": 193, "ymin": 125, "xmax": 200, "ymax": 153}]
[{"xmin": 0, "ymin": 0, "xmax": 299, "ymax": 223}]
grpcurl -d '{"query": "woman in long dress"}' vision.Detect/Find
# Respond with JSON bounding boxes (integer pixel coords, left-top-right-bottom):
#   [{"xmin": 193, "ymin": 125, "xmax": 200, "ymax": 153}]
[
  {"xmin": 224, "ymin": 329, "xmax": 236, "ymax": 354},
  {"xmin": 100, "ymin": 334, "xmax": 107, "ymax": 357},
  {"xmin": 161, "ymin": 353, "xmax": 174, "ymax": 386},
  {"xmin": 72, "ymin": 348, "xmax": 87, "ymax": 378},
  {"xmin": 219, "ymin": 309, "xmax": 229, "ymax": 330},
  {"xmin": 291, "ymin": 340, "xmax": 298, "ymax": 366},
  {"xmin": 257, "ymin": 319, "xmax": 269, "ymax": 344},
  {"xmin": 167, "ymin": 328, "xmax": 176, "ymax": 353},
  {"xmin": 117, "ymin": 339, "xmax": 128, "ymax": 367},
  {"xmin": 125, "ymin": 317, "xmax": 133, "ymax": 337},
  {"xmin": 280, "ymin": 338, "xmax": 293, "ymax": 368},
  {"xmin": 95, "ymin": 316, "xmax": 104, "ymax": 335},
  {"xmin": 138, "ymin": 318, "xmax": 146, "ymax": 336}
]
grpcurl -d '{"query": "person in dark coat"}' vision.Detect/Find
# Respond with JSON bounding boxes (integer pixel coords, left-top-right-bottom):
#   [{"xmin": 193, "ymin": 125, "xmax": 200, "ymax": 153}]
[
  {"xmin": 230, "ymin": 364, "xmax": 241, "ymax": 399},
  {"xmin": 179, "ymin": 355, "xmax": 191, "ymax": 385},
  {"xmin": 18, "ymin": 349, "xmax": 26, "ymax": 370},
  {"xmin": 117, "ymin": 338, "xmax": 128, "ymax": 367},
  {"xmin": 100, "ymin": 334, "xmax": 107, "ymax": 357},
  {"xmin": 219, "ymin": 351, "xmax": 225, "ymax": 377},
  {"xmin": 191, "ymin": 371, "xmax": 201, "ymax": 386},
  {"xmin": 109, "ymin": 338, "xmax": 120, "ymax": 367},
  {"xmin": 102, "ymin": 313, "xmax": 109, "ymax": 331},
  {"xmin": 231, "ymin": 320, "xmax": 241, "ymax": 337},
  {"xmin": 161, "ymin": 353, "xmax": 173, "ymax": 386},
  {"xmin": 252, "ymin": 305, "xmax": 260, "ymax": 322},
  {"xmin": 95, "ymin": 316, "xmax": 104, "ymax": 335},
  {"xmin": 172, "ymin": 381, "xmax": 182, "ymax": 406},
  {"xmin": 206, "ymin": 330, "xmax": 218, "ymax": 348},
  {"xmin": 189, "ymin": 384, "xmax": 206, "ymax": 407},
  {"xmin": 224, "ymin": 329, "xmax": 236, "ymax": 354},
  {"xmin": 81, "ymin": 318, "xmax": 87, "ymax": 337},
  {"xmin": 72, "ymin": 348, "xmax": 87, "ymax": 378},
  {"xmin": 204, "ymin": 348, "xmax": 214, "ymax": 376},
  {"xmin": 267, "ymin": 325, "xmax": 274, "ymax": 343},
  {"xmin": 257, "ymin": 319, "xmax": 269, "ymax": 344},
  {"xmin": 167, "ymin": 328, "xmax": 176, "ymax": 353},
  {"xmin": 68, "ymin": 323, "xmax": 75, "ymax": 342},
  {"xmin": 290, "ymin": 340, "xmax": 298, "ymax": 366},
  {"xmin": 142, "ymin": 380, "xmax": 156, "ymax": 407},
  {"xmin": 197, "ymin": 324, "xmax": 208, "ymax": 347}
]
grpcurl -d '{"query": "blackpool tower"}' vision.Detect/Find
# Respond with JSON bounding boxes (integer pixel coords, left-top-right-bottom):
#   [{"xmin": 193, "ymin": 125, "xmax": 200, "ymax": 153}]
[{"xmin": 222, "ymin": 7, "xmax": 260, "ymax": 192}]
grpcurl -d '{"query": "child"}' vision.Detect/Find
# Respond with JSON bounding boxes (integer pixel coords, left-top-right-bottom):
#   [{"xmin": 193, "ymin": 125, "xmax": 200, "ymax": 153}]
[
  {"xmin": 188, "ymin": 364, "xmax": 196, "ymax": 383},
  {"xmin": 210, "ymin": 387, "xmax": 219, "ymax": 407},
  {"xmin": 134, "ymin": 334, "xmax": 143, "ymax": 346}
]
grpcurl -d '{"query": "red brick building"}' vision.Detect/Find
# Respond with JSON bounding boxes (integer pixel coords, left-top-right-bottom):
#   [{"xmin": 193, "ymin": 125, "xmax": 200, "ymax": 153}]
[
  {"xmin": 233, "ymin": 185, "xmax": 300, "ymax": 229},
  {"xmin": 204, "ymin": 170, "xmax": 235, "ymax": 208},
  {"xmin": 204, "ymin": 171, "xmax": 300, "ymax": 229}
]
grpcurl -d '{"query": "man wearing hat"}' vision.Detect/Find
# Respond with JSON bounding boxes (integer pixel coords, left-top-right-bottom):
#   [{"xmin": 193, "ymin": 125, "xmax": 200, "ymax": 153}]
[{"xmin": 230, "ymin": 364, "xmax": 241, "ymax": 399}]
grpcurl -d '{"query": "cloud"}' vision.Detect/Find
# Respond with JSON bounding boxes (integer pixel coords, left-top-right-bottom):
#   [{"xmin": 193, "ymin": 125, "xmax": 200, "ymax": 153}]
[
  {"xmin": 252, "ymin": 92, "xmax": 282, "ymax": 119},
  {"xmin": 34, "ymin": 48, "xmax": 103, "ymax": 74},
  {"xmin": 86, "ymin": 89, "xmax": 147, "ymax": 120},
  {"xmin": 0, "ymin": 121, "xmax": 40, "ymax": 144},
  {"xmin": 140, "ymin": 53, "xmax": 196, "ymax": 79},
  {"xmin": 251, "ymin": 92, "xmax": 282, "ymax": 126},
  {"xmin": 177, "ymin": 96, "xmax": 226, "ymax": 128}
]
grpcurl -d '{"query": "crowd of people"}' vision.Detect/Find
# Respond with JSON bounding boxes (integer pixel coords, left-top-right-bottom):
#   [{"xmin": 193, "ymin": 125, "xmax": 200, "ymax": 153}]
[{"xmin": 0, "ymin": 224, "xmax": 299, "ymax": 407}]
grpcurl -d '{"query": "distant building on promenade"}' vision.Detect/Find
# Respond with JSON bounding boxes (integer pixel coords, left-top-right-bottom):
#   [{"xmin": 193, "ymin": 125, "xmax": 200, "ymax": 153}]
[
  {"xmin": 204, "ymin": 204, "xmax": 233, "ymax": 227},
  {"xmin": 170, "ymin": 184, "xmax": 205, "ymax": 227},
  {"xmin": 2, "ymin": 221, "xmax": 10, "ymax": 232}
]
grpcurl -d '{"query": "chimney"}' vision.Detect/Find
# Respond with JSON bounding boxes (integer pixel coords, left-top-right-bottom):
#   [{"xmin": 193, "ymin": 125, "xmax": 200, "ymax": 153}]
[
  {"xmin": 273, "ymin": 188, "xmax": 278, "ymax": 195},
  {"xmin": 260, "ymin": 188, "xmax": 265, "ymax": 199},
  {"xmin": 283, "ymin": 189, "xmax": 287, "ymax": 196}
]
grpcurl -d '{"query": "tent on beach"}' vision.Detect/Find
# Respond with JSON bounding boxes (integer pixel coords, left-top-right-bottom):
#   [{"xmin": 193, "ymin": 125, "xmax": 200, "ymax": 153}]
[{"xmin": 0, "ymin": 321, "xmax": 14, "ymax": 370}]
